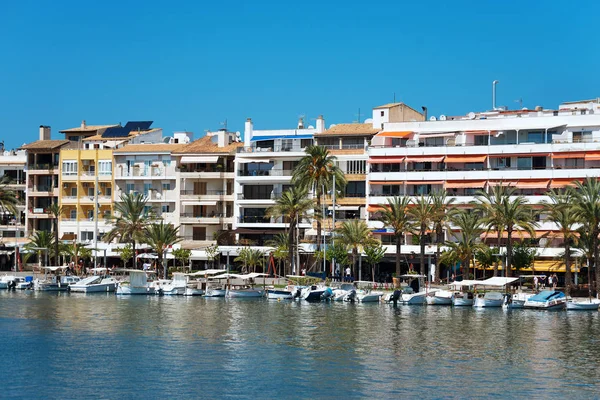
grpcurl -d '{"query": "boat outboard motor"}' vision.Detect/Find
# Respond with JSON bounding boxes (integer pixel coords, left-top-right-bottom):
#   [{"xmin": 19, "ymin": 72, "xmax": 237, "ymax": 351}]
[
  {"xmin": 345, "ymin": 289, "xmax": 357, "ymax": 303},
  {"xmin": 293, "ymin": 288, "xmax": 301, "ymax": 299},
  {"xmin": 390, "ymin": 289, "xmax": 402, "ymax": 305},
  {"xmin": 8, "ymin": 280, "xmax": 16, "ymax": 290},
  {"xmin": 410, "ymin": 278, "xmax": 420, "ymax": 294},
  {"xmin": 322, "ymin": 287, "xmax": 333, "ymax": 301}
]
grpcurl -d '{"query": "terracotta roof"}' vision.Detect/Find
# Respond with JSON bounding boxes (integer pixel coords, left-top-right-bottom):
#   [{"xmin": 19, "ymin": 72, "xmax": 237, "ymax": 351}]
[
  {"xmin": 174, "ymin": 136, "xmax": 242, "ymax": 154},
  {"xmin": 60, "ymin": 124, "xmax": 118, "ymax": 133},
  {"xmin": 20, "ymin": 140, "xmax": 70, "ymax": 150},
  {"xmin": 373, "ymin": 102, "xmax": 405, "ymax": 109},
  {"xmin": 317, "ymin": 123, "xmax": 380, "ymax": 136},
  {"xmin": 114, "ymin": 143, "xmax": 187, "ymax": 153}
]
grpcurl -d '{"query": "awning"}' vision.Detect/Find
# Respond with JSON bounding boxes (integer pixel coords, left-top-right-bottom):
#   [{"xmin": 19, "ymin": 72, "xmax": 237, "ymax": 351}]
[
  {"xmin": 584, "ymin": 152, "xmax": 600, "ymax": 161},
  {"xmin": 377, "ymin": 131, "xmax": 412, "ymax": 138},
  {"xmin": 181, "ymin": 201, "xmax": 218, "ymax": 206},
  {"xmin": 367, "ymin": 205, "xmax": 387, "ymax": 213},
  {"xmin": 370, "ymin": 181, "xmax": 404, "ymax": 185},
  {"xmin": 551, "ymin": 152, "xmax": 586, "ymax": 159},
  {"xmin": 405, "ymin": 156, "xmax": 445, "ymax": 163},
  {"xmin": 419, "ymin": 133, "xmax": 456, "ymax": 138},
  {"xmin": 530, "ymin": 260, "xmax": 570, "ymax": 272},
  {"xmin": 445, "ymin": 180, "xmax": 486, "ymax": 189},
  {"xmin": 367, "ymin": 157, "xmax": 405, "ymax": 164},
  {"xmin": 61, "ymin": 233, "xmax": 77, "ymax": 240},
  {"xmin": 488, "ymin": 153, "xmax": 548, "ymax": 158},
  {"xmin": 478, "ymin": 277, "xmax": 519, "ymax": 287},
  {"xmin": 444, "ymin": 155, "xmax": 487, "ymax": 163},
  {"xmin": 516, "ymin": 180, "xmax": 550, "ymax": 189},
  {"xmin": 488, "ymin": 181, "xmax": 517, "ymax": 187},
  {"xmin": 328, "ymin": 206, "xmax": 360, "ymax": 211},
  {"xmin": 550, "ymin": 178, "xmax": 583, "ymax": 188},
  {"xmin": 180, "ymin": 156, "xmax": 219, "ymax": 163},
  {"xmin": 305, "ymin": 229, "xmax": 332, "ymax": 236},
  {"xmin": 405, "ymin": 181, "xmax": 444, "ymax": 185},
  {"xmin": 236, "ymin": 158, "xmax": 272, "ymax": 164},
  {"xmin": 481, "ymin": 230, "xmax": 554, "ymax": 239},
  {"xmin": 465, "ymin": 130, "xmax": 491, "ymax": 135}
]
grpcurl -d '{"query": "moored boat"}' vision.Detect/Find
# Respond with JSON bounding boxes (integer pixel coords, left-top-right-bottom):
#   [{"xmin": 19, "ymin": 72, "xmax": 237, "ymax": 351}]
[
  {"xmin": 473, "ymin": 292, "xmax": 504, "ymax": 308},
  {"xmin": 426, "ymin": 290, "xmax": 454, "ymax": 305},
  {"xmin": 69, "ymin": 275, "xmax": 117, "ymax": 293},
  {"xmin": 503, "ymin": 292, "xmax": 533, "ymax": 309},
  {"xmin": 523, "ymin": 290, "xmax": 566, "ymax": 310},
  {"xmin": 357, "ymin": 290, "xmax": 383, "ymax": 303},
  {"xmin": 226, "ymin": 287, "xmax": 265, "ymax": 298},
  {"xmin": 266, "ymin": 289, "xmax": 293, "ymax": 299},
  {"xmin": 566, "ymin": 297, "xmax": 600, "ymax": 311},
  {"xmin": 115, "ymin": 269, "xmax": 155, "ymax": 295}
]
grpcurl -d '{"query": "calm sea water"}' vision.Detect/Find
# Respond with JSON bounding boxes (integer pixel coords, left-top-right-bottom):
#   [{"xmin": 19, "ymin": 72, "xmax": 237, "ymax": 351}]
[{"xmin": 1, "ymin": 291, "xmax": 600, "ymax": 399}]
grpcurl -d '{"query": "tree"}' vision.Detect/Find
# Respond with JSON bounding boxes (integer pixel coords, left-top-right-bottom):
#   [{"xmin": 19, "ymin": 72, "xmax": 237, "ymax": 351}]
[
  {"xmin": 23, "ymin": 231, "xmax": 54, "ymax": 268},
  {"xmin": 326, "ymin": 241, "xmax": 350, "ymax": 273},
  {"xmin": 474, "ymin": 185, "xmax": 508, "ymax": 276},
  {"xmin": 205, "ymin": 244, "xmax": 219, "ymax": 269},
  {"xmin": 144, "ymin": 222, "xmax": 182, "ymax": 279},
  {"xmin": 0, "ymin": 175, "xmax": 18, "ymax": 216},
  {"xmin": 475, "ymin": 185, "xmax": 537, "ymax": 278},
  {"xmin": 104, "ymin": 192, "xmax": 153, "ymax": 268},
  {"xmin": 336, "ymin": 219, "xmax": 375, "ymax": 280},
  {"xmin": 47, "ymin": 203, "xmax": 62, "ymax": 266},
  {"xmin": 292, "ymin": 145, "xmax": 346, "ymax": 252},
  {"xmin": 266, "ymin": 233, "xmax": 289, "ymax": 275},
  {"xmin": 364, "ymin": 241, "xmax": 386, "ymax": 282},
  {"xmin": 430, "ymin": 190, "xmax": 456, "ymax": 283},
  {"xmin": 446, "ymin": 211, "xmax": 485, "ymax": 280},
  {"xmin": 512, "ymin": 241, "xmax": 536, "ymax": 272},
  {"xmin": 234, "ymin": 247, "xmax": 264, "ymax": 273},
  {"xmin": 266, "ymin": 187, "xmax": 313, "ymax": 276},
  {"xmin": 234, "ymin": 247, "xmax": 251, "ymax": 273},
  {"xmin": 62, "ymin": 242, "xmax": 92, "ymax": 265},
  {"xmin": 116, "ymin": 244, "xmax": 134, "ymax": 268},
  {"xmin": 572, "ymin": 178, "xmax": 600, "ymax": 294},
  {"xmin": 409, "ymin": 195, "xmax": 435, "ymax": 277},
  {"xmin": 474, "ymin": 245, "xmax": 500, "ymax": 280},
  {"xmin": 543, "ymin": 188, "xmax": 579, "ymax": 295},
  {"xmin": 379, "ymin": 196, "xmax": 413, "ymax": 279},
  {"xmin": 173, "ymin": 248, "xmax": 192, "ymax": 271}
]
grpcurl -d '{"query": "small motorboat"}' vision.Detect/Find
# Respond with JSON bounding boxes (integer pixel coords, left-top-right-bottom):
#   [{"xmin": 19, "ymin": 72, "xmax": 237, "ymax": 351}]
[
  {"xmin": 332, "ymin": 284, "xmax": 355, "ymax": 301},
  {"xmin": 115, "ymin": 270, "xmax": 156, "ymax": 295},
  {"xmin": 204, "ymin": 287, "xmax": 226, "ymax": 297},
  {"xmin": 14, "ymin": 277, "xmax": 31, "ymax": 290},
  {"xmin": 0, "ymin": 275, "xmax": 18, "ymax": 289},
  {"xmin": 400, "ymin": 288, "xmax": 428, "ymax": 305},
  {"xmin": 69, "ymin": 275, "xmax": 118, "ymax": 293},
  {"xmin": 183, "ymin": 269, "xmax": 226, "ymax": 296},
  {"xmin": 226, "ymin": 287, "xmax": 265, "ymax": 298},
  {"xmin": 524, "ymin": 290, "xmax": 566, "ymax": 310},
  {"xmin": 266, "ymin": 289, "xmax": 294, "ymax": 300},
  {"xmin": 357, "ymin": 290, "xmax": 383, "ymax": 303},
  {"xmin": 426, "ymin": 290, "xmax": 454, "ymax": 305},
  {"xmin": 503, "ymin": 292, "xmax": 532, "ymax": 309},
  {"xmin": 566, "ymin": 297, "xmax": 600, "ymax": 311},
  {"xmin": 452, "ymin": 292, "xmax": 474, "ymax": 306},
  {"xmin": 473, "ymin": 292, "xmax": 504, "ymax": 308}
]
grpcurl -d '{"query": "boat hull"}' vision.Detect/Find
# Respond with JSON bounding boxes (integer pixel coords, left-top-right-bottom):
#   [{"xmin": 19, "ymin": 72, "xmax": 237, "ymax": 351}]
[
  {"xmin": 184, "ymin": 288, "xmax": 205, "ymax": 296},
  {"xmin": 358, "ymin": 292, "xmax": 383, "ymax": 303},
  {"xmin": 427, "ymin": 291, "xmax": 453, "ymax": 305},
  {"xmin": 267, "ymin": 289, "xmax": 293, "ymax": 299},
  {"xmin": 116, "ymin": 285, "xmax": 155, "ymax": 295},
  {"xmin": 227, "ymin": 289, "xmax": 264, "ymax": 298},
  {"xmin": 70, "ymin": 283, "xmax": 117, "ymax": 293},
  {"xmin": 401, "ymin": 292, "xmax": 426, "ymax": 305},
  {"xmin": 566, "ymin": 301, "xmax": 600, "ymax": 311},
  {"xmin": 205, "ymin": 288, "xmax": 226, "ymax": 297}
]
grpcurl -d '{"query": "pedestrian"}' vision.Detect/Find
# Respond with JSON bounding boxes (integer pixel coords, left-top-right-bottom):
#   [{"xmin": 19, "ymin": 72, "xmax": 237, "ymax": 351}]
[
  {"xmin": 345, "ymin": 267, "xmax": 351, "ymax": 282},
  {"xmin": 553, "ymin": 273, "xmax": 558, "ymax": 289},
  {"xmin": 548, "ymin": 275, "xmax": 553, "ymax": 289},
  {"xmin": 533, "ymin": 276, "xmax": 538, "ymax": 292}
]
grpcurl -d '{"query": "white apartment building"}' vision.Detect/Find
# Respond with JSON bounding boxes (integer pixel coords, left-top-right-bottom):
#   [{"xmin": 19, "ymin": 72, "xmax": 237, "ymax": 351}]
[
  {"xmin": 367, "ymin": 98, "xmax": 600, "ymax": 274},
  {"xmin": 233, "ymin": 117, "xmax": 321, "ymax": 246}
]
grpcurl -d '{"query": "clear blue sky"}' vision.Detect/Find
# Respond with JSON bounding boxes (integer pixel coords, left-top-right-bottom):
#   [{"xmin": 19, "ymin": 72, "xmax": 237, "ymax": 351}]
[{"xmin": 1, "ymin": 0, "xmax": 599, "ymax": 149}]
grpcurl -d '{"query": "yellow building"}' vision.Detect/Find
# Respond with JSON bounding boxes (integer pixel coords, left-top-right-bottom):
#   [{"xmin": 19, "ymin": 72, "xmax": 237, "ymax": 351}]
[{"xmin": 59, "ymin": 148, "xmax": 114, "ymax": 242}]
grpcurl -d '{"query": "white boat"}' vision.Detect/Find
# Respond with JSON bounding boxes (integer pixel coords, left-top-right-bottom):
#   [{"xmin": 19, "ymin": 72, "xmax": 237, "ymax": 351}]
[
  {"xmin": 503, "ymin": 292, "xmax": 533, "ymax": 309},
  {"xmin": 69, "ymin": 275, "xmax": 117, "ymax": 293},
  {"xmin": 226, "ymin": 287, "xmax": 265, "ymax": 298},
  {"xmin": 523, "ymin": 290, "xmax": 566, "ymax": 310},
  {"xmin": 34, "ymin": 275, "xmax": 80, "ymax": 291},
  {"xmin": 357, "ymin": 290, "xmax": 383, "ymax": 303},
  {"xmin": 566, "ymin": 297, "xmax": 600, "ymax": 311},
  {"xmin": 266, "ymin": 289, "xmax": 294, "ymax": 299},
  {"xmin": 115, "ymin": 269, "xmax": 155, "ymax": 295},
  {"xmin": 401, "ymin": 290, "xmax": 428, "ymax": 305},
  {"xmin": 153, "ymin": 277, "xmax": 186, "ymax": 296},
  {"xmin": 300, "ymin": 285, "xmax": 332, "ymax": 302},
  {"xmin": 14, "ymin": 277, "xmax": 31, "ymax": 290},
  {"xmin": 449, "ymin": 279, "xmax": 479, "ymax": 306},
  {"xmin": 0, "ymin": 275, "xmax": 17, "ymax": 289},
  {"xmin": 183, "ymin": 269, "xmax": 226, "ymax": 296},
  {"xmin": 332, "ymin": 284, "xmax": 356, "ymax": 301},
  {"xmin": 398, "ymin": 274, "xmax": 429, "ymax": 305},
  {"xmin": 473, "ymin": 292, "xmax": 504, "ymax": 308},
  {"xmin": 426, "ymin": 290, "xmax": 454, "ymax": 305},
  {"xmin": 205, "ymin": 287, "xmax": 226, "ymax": 297}
]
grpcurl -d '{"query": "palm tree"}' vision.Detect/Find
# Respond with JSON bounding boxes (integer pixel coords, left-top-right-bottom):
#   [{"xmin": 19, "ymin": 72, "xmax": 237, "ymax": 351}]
[
  {"xmin": 474, "ymin": 245, "xmax": 500, "ymax": 280},
  {"xmin": 409, "ymin": 195, "xmax": 435, "ymax": 277},
  {"xmin": 380, "ymin": 196, "xmax": 413, "ymax": 279},
  {"xmin": 104, "ymin": 192, "xmax": 153, "ymax": 268},
  {"xmin": 47, "ymin": 203, "xmax": 62, "ymax": 266},
  {"xmin": 336, "ymin": 219, "xmax": 375, "ymax": 280},
  {"xmin": 266, "ymin": 187, "xmax": 313, "ymax": 276},
  {"xmin": 572, "ymin": 178, "xmax": 600, "ymax": 294},
  {"xmin": 446, "ymin": 211, "xmax": 485, "ymax": 280},
  {"xmin": 364, "ymin": 240, "xmax": 386, "ymax": 282},
  {"xmin": 144, "ymin": 222, "xmax": 182, "ymax": 279},
  {"xmin": 475, "ymin": 185, "xmax": 508, "ymax": 276},
  {"xmin": 266, "ymin": 233, "xmax": 289, "ymax": 275},
  {"xmin": 476, "ymin": 185, "xmax": 537, "ymax": 278},
  {"xmin": 23, "ymin": 230, "xmax": 54, "ymax": 268},
  {"xmin": 234, "ymin": 247, "xmax": 251, "ymax": 273},
  {"xmin": 543, "ymin": 189, "xmax": 578, "ymax": 295},
  {"xmin": 292, "ymin": 145, "xmax": 346, "ymax": 251},
  {"xmin": 575, "ymin": 226, "xmax": 595, "ymax": 297},
  {"xmin": 430, "ymin": 190, "xmax": 456, "ymax": 283},
  {"xmin": 0, "ymin": 175, "xmax": 18, "ymax": 216}
]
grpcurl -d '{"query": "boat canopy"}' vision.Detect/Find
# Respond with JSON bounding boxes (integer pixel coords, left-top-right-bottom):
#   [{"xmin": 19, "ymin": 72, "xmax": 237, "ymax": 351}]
[
  {"xmin": 187, "ymin": 269, "xmax": 226, "ymax": 276},
  {"xmin": 528, "ymin": 290, "xmax": 566, "ymax": 302},
  {"xmin": 42, "ymin": 266, "xmax": 69, "ymax": 271},
  {"xmin": 450, "ymin": 279, "xmax": 481, "ymax": 287},
  {"xmin": 479, "ymin": 277, "xmax": 519, "ymax": 287}
]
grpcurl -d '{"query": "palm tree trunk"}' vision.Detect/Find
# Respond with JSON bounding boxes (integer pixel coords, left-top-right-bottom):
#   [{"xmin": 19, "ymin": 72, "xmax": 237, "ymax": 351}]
[
  {"xmin": 54, "ymin": 218, "xmax": 59, "ymax": 266},
  {"xmin": 419, "ymin": 225, "xmax": 426, "ymax": 277},
  {"xmin": 594, "ymin": 230, "xmax": 600, "ymax": 296},
  {"xmin": 288, "ymin": 223, "xmax": 295, "ymax": 276},
  {"xmin": 316, "ymin": 192, "xmax": 322, "ymax": 252},
  {"xmin": 352, "ymin": 248, "xmax": 357, "ymax": 280},
  {"xmin": 395, "ymin": 235, "xmax": 402, "ymax": 278},
  {"xmin": 494, "ymin": 228, "xmax": 501, "ymax": 277},
  {"xmin": 463, "ymin": 256, "xmax": 470, "ymax": 279},
  {"xmin": 564, "ymin": 240, "xmax": 571, "ymax": 296},
  {"xmin": 506, "ymin": 229, "xmax": 513, "ymax": 278},
  {"xmin": 435, "ymin": 224, "xmax": 442, "ymax": 284},
  {"xmin": 132, "ymin": 240, "xmax": 136, "ymax": 269}
]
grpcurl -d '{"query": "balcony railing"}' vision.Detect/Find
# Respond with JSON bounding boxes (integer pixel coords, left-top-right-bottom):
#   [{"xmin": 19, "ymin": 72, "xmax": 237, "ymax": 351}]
[
  {"xmin": 180, "ymin": 190, "xmax": 231, "ymax": 196},
  {"xmin": 237, "ymin": 192, "xmax": 281, "ymax": 200},
  {"xmin": 237, "ymin": 145, "xmax": 306, "ymax": 153},
  {"xmin": 238, "ymin": 169, "xmax": 293, "ymax": 177},
  {"xmin": 320, "ymin": 144, "xmax": 365, "ymax": 150},
  {"xmin": 181, "ymin": 213, "xmax": 226, "ymax": 218},
  {"xmin": 30, "ymin": 163, "xmax": 58, "ymax": 170}
]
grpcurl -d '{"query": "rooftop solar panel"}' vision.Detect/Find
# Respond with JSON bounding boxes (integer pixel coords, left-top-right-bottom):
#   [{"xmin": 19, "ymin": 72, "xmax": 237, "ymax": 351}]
[
  {"xmin": 124, "ymin": 121, "xmax": 153, "ymax": 132},
  {"xmin": 102, "ymin": 126, "xmax": 130, "ymax": 138}
]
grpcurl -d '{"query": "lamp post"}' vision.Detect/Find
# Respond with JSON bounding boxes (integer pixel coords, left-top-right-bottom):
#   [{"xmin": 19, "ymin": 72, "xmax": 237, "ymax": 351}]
[{"xmin": 492, "ymin": 80, "xmax": 500, "ymax": 110}]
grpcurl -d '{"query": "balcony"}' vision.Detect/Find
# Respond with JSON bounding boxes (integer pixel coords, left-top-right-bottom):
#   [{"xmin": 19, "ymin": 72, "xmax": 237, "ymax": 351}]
[
  {"xmin": 61, "ymin": 196, "xmax": 78, "ymax": 203},
  {"xmin": 237, "ymin": 145, "xmax": 307, "ymax": 154},
  {"xmin": 237, "ymin": 170, "xmax": 294, "ymax": 182},
  {"xmin": 28, "ymin": 163, "xmax": 58, "ymax": 174},
  {"xmin": 180, "ymin": 213, "xmax": 232, "ymax": 224},
  {"xmin": 115, "ymin": 166, "xmax": 177, "ymax": 179},
  {"xmin": 180, "ymin": 190, "xmax": 234, "ymax": 201},
  {"xmin": 27, "ymin": 186, "xmax": 58, "ymax": 197}
]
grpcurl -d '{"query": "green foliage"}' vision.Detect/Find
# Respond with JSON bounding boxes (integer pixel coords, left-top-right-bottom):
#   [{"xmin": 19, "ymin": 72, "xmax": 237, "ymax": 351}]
[
  {"xmin": 23, "ymin": 230, "xmax": 54, "ymax": 263},
  {"xmin": 0, "ymin": 175, "xmax": 19, "ymax": 216},
  {"xmin": 173, "ymin": 248, "xmax": 192, "ymax": 269},
  {"xmin": 234, "ymin": 247, "xmax": 265, "ymax": 272},
  {"xmin": 325, "ymin": 242, "xmax": 349, "ymax": 267},
  {"xmin": 474, "ymin": 246, "xmax": 500, "ymax": 270},
  {"xmin": 379, "ymin": 196, "xmax": 412, "ymax": 277},
  {"xmin": 512, "ymin": 241, "xmax": 536, "ymax": 271},
  {"xmin": 364, "ymin": 241, "xmax": 385, "ymax": 268},
  {"xmin": 144, "ymin": 222, "xmax": 182, "ymax": 278},
  {"xmin": 116, "ymin": 244, "xmax": 134, "ymax": 264}
]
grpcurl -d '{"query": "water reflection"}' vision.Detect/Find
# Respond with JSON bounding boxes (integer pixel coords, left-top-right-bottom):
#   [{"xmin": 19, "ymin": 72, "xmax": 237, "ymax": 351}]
[{"xmin": 2, "ymin": 291, "xmax": 600, "ymax": 398}]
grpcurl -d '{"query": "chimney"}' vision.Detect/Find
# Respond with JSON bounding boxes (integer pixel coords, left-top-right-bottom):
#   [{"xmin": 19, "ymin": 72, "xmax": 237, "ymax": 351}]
[
  {"xmin": 297, "ymin": 117, "xmax": 304, "ymax": 129},
  {"xmin": 244, "ymin": 118, "xmax": 253, "ymax": 147},
  {"xmin": 81, "ymin": 120, "xmax": 86, "ymax": 129},
  {"xmin": 39, "ymin": 125, "xmax": 51, "ymax": 140},
  {"xmin": 535, "ymin": 106, "xmax": 543, "ymax": 112},
  {"xmin": 421, "ymin": 106, "xmax": 428, "ymax": 121},
  {"xmin": 316, "ymin": 115, "xmax": 325, "ymax": 133},
  {"xmin": 217, "ymin": 130, "xmax": 227, "ymax": 148}
]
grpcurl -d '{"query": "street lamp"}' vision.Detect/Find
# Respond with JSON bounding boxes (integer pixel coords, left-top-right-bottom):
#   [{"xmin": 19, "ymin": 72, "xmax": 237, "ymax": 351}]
[{"xmin": 492, "ymin": 80, "xmax": 500, "ymax": 110}]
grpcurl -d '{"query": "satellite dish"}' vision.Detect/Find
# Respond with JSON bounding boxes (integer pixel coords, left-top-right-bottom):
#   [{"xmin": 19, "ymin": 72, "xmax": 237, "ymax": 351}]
[
  {"xmin": 308, "ymin": 125, "xmax": 315, "ymax": 129},
  {"xmin": 329, "ymin": 124, "xmax": 337, "ymax": 129},
  {"xmin": 440, "ymin": 115, "xmax": 447, "ymax": 121},
  {"xmin": 163, "ymin": 137, "xmax": 172, "ymax": 144},
  {"xmin": 468, "ymin": 112, "xmax": 476, "ymax": 120},
  {"xmin": 364, "ymin": 118, "xmax": 373, "ymax": 123},
  {"xmin": 236, "ymin": 131, "xmax": 241, "ymax": 137},
  {"xmin": 429, "ymin": 116, "xmax": 437, "ymax": 121}
]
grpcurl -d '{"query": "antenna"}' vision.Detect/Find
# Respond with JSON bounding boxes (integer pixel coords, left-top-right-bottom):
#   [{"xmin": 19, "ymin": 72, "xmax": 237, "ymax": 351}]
[
  {"xmin": 354, "ymin": 108, "xmax": 361, "ymax": 123},
  {"xmin": 514, "ymin": 99, "xmax": 523, "ymax": 109},
  {"xmin": 220, "ymin": 119, "xmax": 228, "ymax": 131},
  {"xmin": 393, "ymin": 93, "xmax": 396, "ymax": 103}
]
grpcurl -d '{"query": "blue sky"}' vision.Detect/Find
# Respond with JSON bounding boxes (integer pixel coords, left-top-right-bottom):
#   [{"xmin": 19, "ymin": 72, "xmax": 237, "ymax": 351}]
[{"xmin": 1, "ymin": 0, "xmax": 599, "ymax": 149}]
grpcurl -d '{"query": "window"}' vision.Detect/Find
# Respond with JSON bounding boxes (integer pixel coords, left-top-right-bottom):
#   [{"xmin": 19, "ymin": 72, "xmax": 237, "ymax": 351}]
[
  {"xmin": 527, "ymin": 132, "xmax": 544, "ymax": 144},
  {"xmin": 243, "ymin": 185, "xmax": 274, "ymax": 200},
  {"xmin": 162, "ymin": 183, "xmax": 171, "ymax": 191},
  {"xmin": 81, "ymin": 231, "xmax": 94, "ymax": 240},
  {"xmin": 88, "ymin": 187, "xmax": 94, "ymax": 197},
  {"xmin": 126, "ymin": 183, "xmax": 135, "ymax": 194},
  {"xmin": 465, "ymin": 162, "xmax": 484, "ymax": 170},
  {"xmin": 382, "ymin": 185, "xmax": 402, "ymax": 196},
  {"xmin": 283, "ymin": 161, "xmax": 298, "ymax": 171},
  {"xmin": 70, "ymin": 209, "xmax": 77, "ymax": 219},
  {"xmin": 346, "ymin": 160, "xmax": 366, "ymax": 174},
  {"xmin": 70, "ymin": 187, "xmax": 77, "ymax": 197},
  {"xmin": 98, "ymin": 161, "xmax": 112, "ymax": 176},
  {"xmin": 301, "ymin": 139, "xmax": 313, "ymax": 148},
  {"xmin": 564, "ymin": 158, "xmax": 584, "ymax": 168},
  {"xmin": 62, "ymin": 161, "xmax": 78, "ymax": 176},
  {"xmin": 345, "ymin": 181, "xmax": 365, "ymax": 197},
  {"xmin": 105, "ymin": 187, "xmax": 112, "ymax": 197},
  {"xmin": 496, "ymin": 157, "xmax": 511, "ymax": 169},
  {"xmin": 474, "ymin": 135, "xmax": 489, "ymax": 146},
  {"xmin": 281, "ymin": 139, "xmax": 294, "ymax": 151},
  {"xmin": 414, "ymin": 185, "xmax": 431, "ymax": 195},
  {"xmin": 391, "ymin": 138, "xmax": 407, "ymax": 147},
  {"xmin": 144, "ymin": 183, "xmax": 152, "ymax": 196},
  {"xmin": 380, "ymin": 111, "xmax": 385, "ymax": 117},
  {"xmin": 68, "ymin": 136, "xmax": 80, "ymax": 142},
  {"xmin": 517, "ymin": 157, "xmax": 532, "ymax": 170},
  {"xmin": 162, "ymin": 205, "xmax": 170, "ymax": 213}
]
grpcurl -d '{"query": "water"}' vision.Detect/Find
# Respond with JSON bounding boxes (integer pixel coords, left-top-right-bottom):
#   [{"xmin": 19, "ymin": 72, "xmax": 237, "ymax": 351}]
[{"xmin": 2, "ymin": 291, "xmax": 600, "ymax": 399}]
